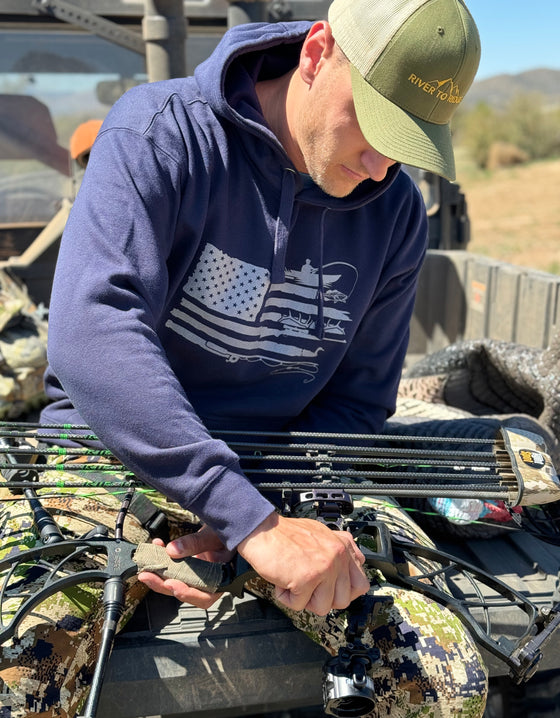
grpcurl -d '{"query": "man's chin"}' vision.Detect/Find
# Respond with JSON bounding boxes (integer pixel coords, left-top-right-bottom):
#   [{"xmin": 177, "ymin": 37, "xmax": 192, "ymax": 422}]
[{"xmin": 314, "ymin": 175, "xmax": 364, "ymax": 199}]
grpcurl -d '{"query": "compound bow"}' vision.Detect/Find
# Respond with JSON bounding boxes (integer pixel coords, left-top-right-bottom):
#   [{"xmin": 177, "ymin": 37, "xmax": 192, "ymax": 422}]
[{"xmin": 1, "ymin": 420, "xmax": 560, "ymax": 717}]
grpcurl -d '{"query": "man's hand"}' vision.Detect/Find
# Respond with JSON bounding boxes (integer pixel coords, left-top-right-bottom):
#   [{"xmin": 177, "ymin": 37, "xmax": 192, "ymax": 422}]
[
  {"xmin": 139, "ymin": 514, "xmax": 370, "ymax": 616},
  {"xmin": 138, "ymin": 524, "xmax": 234, "ymax": 609},
  {"xmin": 238, "ymin": 513, "xmax": 369, "ymax": 615}
]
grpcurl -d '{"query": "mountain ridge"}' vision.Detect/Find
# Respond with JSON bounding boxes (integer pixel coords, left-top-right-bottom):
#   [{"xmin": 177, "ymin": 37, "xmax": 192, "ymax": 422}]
[{"xmin": 463, "ymin": 67, "xmax": 560, "ymax": 108}]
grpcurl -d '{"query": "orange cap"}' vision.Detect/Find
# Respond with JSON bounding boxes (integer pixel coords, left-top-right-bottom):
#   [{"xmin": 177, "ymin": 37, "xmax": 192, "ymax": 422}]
[{"xmin": 69, "ymin": 119, "xmax": 103, "ymax": 166}]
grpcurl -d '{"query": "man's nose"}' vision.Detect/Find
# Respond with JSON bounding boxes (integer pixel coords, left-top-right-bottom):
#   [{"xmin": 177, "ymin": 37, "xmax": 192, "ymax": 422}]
[{"xmin": 360, "ymin": 149, "xmax": 396, "ymax": 182}]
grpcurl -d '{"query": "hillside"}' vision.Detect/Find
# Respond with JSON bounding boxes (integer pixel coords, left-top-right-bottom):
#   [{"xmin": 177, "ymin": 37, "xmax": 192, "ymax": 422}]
[
  {"xmin": 463, "ymin": 68, "xmax": 560, "ymax": 109},
  {"xmin": 458, "ymin": 158, "xmax": 560, "ymax": 275}
]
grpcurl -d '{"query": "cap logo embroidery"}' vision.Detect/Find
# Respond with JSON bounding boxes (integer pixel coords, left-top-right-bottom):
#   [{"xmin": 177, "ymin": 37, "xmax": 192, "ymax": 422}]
[{"xmin": 408, "ymin": 73, "xmax": 463, "ymax": 104}]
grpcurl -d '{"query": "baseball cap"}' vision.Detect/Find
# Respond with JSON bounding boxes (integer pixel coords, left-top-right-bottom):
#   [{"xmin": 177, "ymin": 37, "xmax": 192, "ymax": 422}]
[{"xmin": 328, "ymin": 0, "xmax": 481, "ymax": 181}]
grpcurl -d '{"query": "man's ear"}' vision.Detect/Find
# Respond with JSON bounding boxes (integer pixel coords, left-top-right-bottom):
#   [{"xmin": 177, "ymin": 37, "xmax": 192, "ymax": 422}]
[{"xmin": 299, "ymin": 21, "xmax": 336, "ymax": 86}]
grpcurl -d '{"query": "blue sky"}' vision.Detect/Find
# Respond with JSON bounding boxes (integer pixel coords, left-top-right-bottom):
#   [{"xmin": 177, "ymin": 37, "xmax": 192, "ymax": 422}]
[{"xmin": 465, "ymin": 0, "xmax": 560, "ymax": 80}]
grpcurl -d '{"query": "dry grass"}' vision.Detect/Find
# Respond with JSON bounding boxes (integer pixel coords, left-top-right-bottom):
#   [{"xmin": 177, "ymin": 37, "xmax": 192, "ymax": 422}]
[{"xmin": 455, "ymin": 155, "xmax": 560, "ymax": 275}]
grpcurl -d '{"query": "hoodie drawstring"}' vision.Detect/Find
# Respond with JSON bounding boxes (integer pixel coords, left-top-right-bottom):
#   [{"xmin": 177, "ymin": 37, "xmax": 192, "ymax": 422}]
[
  {"xmin": 271, "ymin": 168, "xmax": 296, "ymax": 284},
  {"xmin": 315, "ymin": 207, "xmax": 328, "ymax": 340},
  {"xmin": 271, "ymin": 169, "xmax": 328, "ymax": 340}
]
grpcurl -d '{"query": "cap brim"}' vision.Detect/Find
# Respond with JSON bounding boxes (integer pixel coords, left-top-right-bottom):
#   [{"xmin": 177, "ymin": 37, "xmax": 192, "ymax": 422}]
[{"xmin": 350, "ymin": 64, "xmax": 456, "ymax": 182}]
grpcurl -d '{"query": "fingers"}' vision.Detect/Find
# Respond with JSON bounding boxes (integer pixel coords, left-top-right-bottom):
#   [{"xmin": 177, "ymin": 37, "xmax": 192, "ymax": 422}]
[
  {"xmin": 275, "ymin": 539, "xmax": 369, "ymax": 615},
  {"xmin": 165, "ymin": 524, "xmax": 230, "ymax": 560},
  {"xmin": 138, "ymin": 525, "xmax": 230, "ymax": 607},
  {"xmin": 240, "ymin": 514, "xmax": 370, "ymax": 616},
  {"xmin": 345, "ymin": 530, "xmax": 367, "ymax": 565},
  {"xmin": 335, "ymin": 531, "xmax": 371, "ymax": 603},
  {"xmin": 138, "ymin": 571, "xmax": 223, "ymax": 609},
  {"xmin": 347, "ymin": 551, "xmax": 371, "ymax": 600},
  {"xmin": 307, "ymin": 570, "xmax": 350, "ymax": 616},
  {"xmin": 329, "ymin": 564, "xmax": 352, "ymax": 612}
]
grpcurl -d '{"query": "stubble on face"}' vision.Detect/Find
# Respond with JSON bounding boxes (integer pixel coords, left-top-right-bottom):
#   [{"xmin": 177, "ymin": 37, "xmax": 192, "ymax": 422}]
[{"xmin": 294, "ymin": 52, "xmax": 368, "ymax": 198}]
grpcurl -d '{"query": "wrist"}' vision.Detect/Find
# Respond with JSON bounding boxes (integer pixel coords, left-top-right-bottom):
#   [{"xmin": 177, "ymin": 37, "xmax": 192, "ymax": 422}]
[{"xmin": 238, "ymin": 510, "xmax": 279, "ymax": 554}]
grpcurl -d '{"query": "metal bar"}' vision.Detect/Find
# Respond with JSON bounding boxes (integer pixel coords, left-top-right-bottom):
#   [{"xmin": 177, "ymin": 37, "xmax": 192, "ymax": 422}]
[
  {"xmin": 31, "ymin": 0, "xmax": 146, "ymax": 54},
  {"xmin": 143, "ymin": 0, "xmax": 187, "ymax": 81}
]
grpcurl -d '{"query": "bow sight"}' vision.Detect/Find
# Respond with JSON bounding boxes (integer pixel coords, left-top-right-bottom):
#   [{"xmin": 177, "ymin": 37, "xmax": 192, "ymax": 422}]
[
  {"xmin": 322, "ymin": 593, "xmax": 382, "ymax": 717},
  {"xmin": 1, "ymin": 421, "xmax": 560, "ymax": 718}
]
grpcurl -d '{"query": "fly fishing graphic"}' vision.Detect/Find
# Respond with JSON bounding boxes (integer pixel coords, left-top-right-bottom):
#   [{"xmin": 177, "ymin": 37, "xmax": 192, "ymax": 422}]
[{"xmin": 166, "ymin": 243, "xmax": 359, "ymax": 380}]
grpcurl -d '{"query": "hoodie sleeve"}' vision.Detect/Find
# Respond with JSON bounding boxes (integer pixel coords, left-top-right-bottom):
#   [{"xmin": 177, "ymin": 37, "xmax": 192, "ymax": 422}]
[
  {"xmin": 287, "ymin": 180, "xmax": 428, "ymax": 436},
  {"xmin": 46, "ymin": 120, "xmax": 275, "ymax": 551}
]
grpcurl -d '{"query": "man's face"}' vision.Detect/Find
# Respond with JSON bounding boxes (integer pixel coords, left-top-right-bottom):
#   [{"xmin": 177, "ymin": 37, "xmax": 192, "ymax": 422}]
[{"xmin": 294, "ymin": 55, "xmax": 396, "ymax": 198}]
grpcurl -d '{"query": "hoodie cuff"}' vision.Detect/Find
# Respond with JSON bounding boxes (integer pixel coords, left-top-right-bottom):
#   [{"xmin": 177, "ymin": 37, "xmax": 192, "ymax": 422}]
[{"xmin": 188, "ymin": 464, "xmax": 276, "ymax": 551}]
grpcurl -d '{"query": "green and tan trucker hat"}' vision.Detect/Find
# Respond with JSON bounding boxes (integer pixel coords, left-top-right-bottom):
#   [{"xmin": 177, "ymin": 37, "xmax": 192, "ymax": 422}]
[{"xmin": 328, "ymin": 0, "xmax": 481, "ymax": 181}]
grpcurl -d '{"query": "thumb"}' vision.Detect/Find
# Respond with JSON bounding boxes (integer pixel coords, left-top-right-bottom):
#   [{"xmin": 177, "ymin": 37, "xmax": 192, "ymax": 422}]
[
  {"xmin": 166, "ymin": 525, "xmax": 231, "ymax": 561},
  {"xmin": 166, "ymin": 532, "xmax": 208, "ymax": 558}
]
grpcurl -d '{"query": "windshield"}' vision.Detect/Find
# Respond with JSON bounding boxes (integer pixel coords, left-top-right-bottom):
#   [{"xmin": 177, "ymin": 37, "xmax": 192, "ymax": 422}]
[{"xmin": 0, "ymin": 29, "xmax": 147, "ymax": 226}]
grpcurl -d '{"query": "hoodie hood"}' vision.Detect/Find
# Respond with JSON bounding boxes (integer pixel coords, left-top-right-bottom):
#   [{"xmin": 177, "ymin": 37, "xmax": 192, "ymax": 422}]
[{"xmin": 195, "ymin": 22, "xmax": 309, "ymax": 148}]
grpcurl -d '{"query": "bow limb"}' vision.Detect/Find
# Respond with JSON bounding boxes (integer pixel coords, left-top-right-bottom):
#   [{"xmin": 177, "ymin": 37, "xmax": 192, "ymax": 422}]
[
  {"xmin": 354, "ymin": 521, "xmax": 556, "ymax": 683},
  {"xmin": 0, "ymin": 564, "xmax": 109, "ymax": 644},
  {"xmin": 0, "ymin": 537, "xmax": 255, "ymax": 645}
]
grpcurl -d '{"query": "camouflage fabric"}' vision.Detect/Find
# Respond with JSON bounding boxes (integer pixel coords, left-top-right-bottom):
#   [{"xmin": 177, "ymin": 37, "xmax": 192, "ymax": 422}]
[
  {"xmin": 0, "ymin": 472, "xmax": 488, "ymax": 717},
  {"xmin": 248, "ymin": 497, "xmax": 489, "ymax": 718},
  {"xmin": 0, "ymin": 270, "xmax": 48, "ymax": 419},
  {"xmin": 0, "ymin": 466, "xmax": 150, "ymax": 717}
]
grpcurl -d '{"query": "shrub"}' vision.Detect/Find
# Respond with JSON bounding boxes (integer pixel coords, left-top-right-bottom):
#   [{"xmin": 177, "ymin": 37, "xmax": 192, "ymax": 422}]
[{"xmin": 454, "ymin": 93, "xmax": 560, "ymax": 169}]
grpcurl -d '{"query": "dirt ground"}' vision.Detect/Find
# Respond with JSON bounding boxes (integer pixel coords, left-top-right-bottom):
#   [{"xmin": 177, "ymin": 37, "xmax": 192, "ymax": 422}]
[{"xmin": 457, "ymin": 158, "xmax": 560, "ymax": 275}]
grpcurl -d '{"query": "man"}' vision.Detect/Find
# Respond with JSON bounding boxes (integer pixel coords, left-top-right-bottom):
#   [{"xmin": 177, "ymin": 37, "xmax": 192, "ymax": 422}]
[{"xmin": 2, "ymin": 0, "xmax": 486, "ymax": 715}]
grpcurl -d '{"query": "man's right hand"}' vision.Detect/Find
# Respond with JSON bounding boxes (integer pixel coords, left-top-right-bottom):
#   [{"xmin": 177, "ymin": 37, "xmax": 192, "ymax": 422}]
[
  {"xmin": 139, "ymin": 512, "xmax": 370, "ymax": 616},
  {"xmin": 238, "ymin": 512, "xmax": 370, "ymax": 615}
]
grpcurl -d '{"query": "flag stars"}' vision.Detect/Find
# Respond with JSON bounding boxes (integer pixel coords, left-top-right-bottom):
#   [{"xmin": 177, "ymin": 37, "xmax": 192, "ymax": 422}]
[{"xmin": 183, "ymin": 244, "xmax": 270, "ymax": 322}]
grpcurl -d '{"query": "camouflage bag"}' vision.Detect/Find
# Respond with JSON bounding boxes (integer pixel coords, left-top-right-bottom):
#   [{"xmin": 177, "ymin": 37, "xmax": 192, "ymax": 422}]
[
  {"xmin": 0, "ymin": 471, "xmax": 488, "ymax": 718},
  {"xmin": 248, "ymin": 496, "xmax": 489, "ymax": 718},
  {"xmin": 0, "ymin": 270, "xmax": 48, "ymax": 419}
]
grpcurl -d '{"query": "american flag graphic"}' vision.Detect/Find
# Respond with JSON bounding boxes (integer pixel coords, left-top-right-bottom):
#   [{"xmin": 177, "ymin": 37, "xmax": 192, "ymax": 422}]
[
  {"xmin": 182, "ymin": 243, "xmax": 269, "ymax": 322},
  {"xmin": 166, "ymin": 243, "xmax": 355, "ymax": 379}
]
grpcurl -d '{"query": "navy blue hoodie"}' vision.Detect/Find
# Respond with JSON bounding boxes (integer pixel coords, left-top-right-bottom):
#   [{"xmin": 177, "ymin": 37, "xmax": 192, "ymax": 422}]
[{"xmin": 42, "ymin": 21, "xmax": 428, "ymax": 550}]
